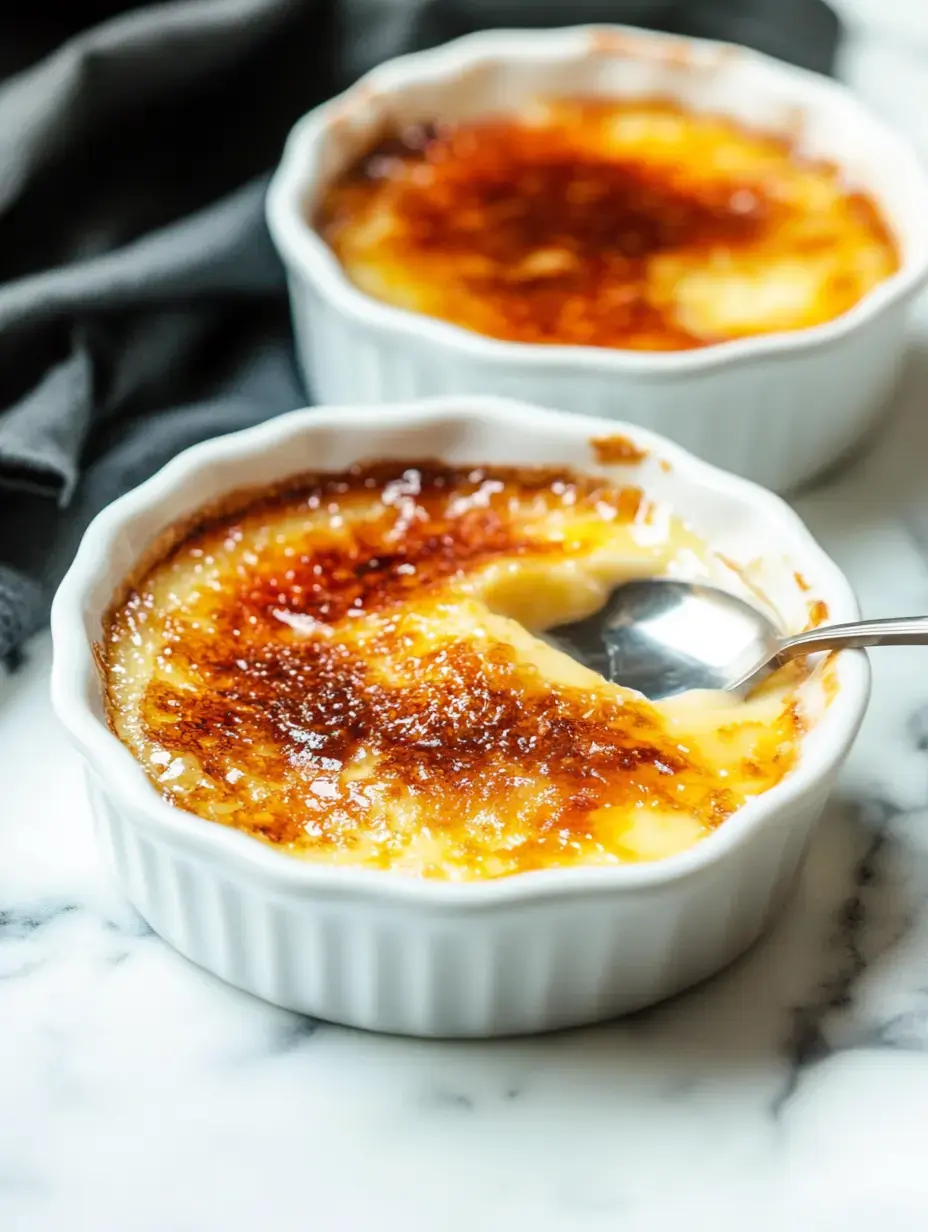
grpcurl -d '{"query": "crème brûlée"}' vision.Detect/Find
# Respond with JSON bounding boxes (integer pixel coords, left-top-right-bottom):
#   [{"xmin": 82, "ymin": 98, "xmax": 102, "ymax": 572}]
[
  {"xmin": 102, "ymin": 460, "xmax": 812, "ymax": 881},
  {"xmin": 315, "ymin": 98, "xmax": 899, "ymax": 351}
]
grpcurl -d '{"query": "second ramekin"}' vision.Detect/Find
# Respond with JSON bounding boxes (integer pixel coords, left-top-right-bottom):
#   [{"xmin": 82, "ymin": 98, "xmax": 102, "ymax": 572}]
[
  {"xmin": 51, "ymin": 396, "xmax": 869, "ymax": 1037},
  {"xmin": 267, "ymin": 24, "xmax": 928, "ymax": 494}
]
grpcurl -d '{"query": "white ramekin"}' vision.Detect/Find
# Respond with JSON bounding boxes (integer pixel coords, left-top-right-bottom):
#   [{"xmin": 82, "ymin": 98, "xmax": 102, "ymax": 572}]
[
  {"xmin": 266, "ymin": 24, "xmax": 928, "ymax": 495},
  {"xmin": 50, "ymin": 397, "xmax": 869, "ymax": 1037}
]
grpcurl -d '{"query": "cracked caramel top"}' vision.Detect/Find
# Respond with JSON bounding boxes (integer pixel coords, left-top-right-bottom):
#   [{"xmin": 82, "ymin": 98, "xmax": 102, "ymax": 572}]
[
  {"xmin": 315, "ymin": 98, "xmax": 898, "ymax": 351},
  {"xmin": 102, "ymin": 460, "xmax": 805, "ymax": 879}
]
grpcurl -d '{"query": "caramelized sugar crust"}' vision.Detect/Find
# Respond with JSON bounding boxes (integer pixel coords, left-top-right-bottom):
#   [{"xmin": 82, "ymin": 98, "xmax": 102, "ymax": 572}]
[
  {"xmin": 316, "ymin": 98, "xmax": 899, "ymax": 351},
  {"xmin": 103, "ymin": 461, "xmax": 804, "ymax": 879}
]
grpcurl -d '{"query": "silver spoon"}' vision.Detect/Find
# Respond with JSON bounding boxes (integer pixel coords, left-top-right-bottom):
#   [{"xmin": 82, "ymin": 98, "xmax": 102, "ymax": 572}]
[{"xmin": 546, "ymin": 578, "xmax": 928, "ymax": 700}]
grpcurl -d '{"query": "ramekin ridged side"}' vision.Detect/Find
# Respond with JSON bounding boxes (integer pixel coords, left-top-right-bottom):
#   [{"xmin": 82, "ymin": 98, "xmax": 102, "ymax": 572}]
[
  {"xmin": 51, "ymin": 398, "xmax": 870, "ymax": 1037},
  {"xmin": 88, "ymin": 771, "xmax": 831, "ymax": 1036},
  {"xmin": 267, "ymin": 24, "xmax": 928, "ymax": 494}
]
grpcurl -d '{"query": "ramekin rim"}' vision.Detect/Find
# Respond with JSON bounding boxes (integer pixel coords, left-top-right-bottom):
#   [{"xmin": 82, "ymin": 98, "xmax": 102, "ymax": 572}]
[
  {"xmin": 265, "ymin": 22, "xmax": 928, "ymax": 377},
  {"xmin": 51, "ymin": 395, "xmax": 870, "ymax": 908}
]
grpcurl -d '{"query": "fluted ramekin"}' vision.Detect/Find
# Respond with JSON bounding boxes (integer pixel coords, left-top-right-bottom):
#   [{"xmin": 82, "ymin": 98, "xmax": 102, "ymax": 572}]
[
  {"xmin": 51, "ymin": 397, "xmax": 869, "ymax": 1036},
  {"xmin": 267, "ymin": 24, "xmax": 928, "ymax": 495}
]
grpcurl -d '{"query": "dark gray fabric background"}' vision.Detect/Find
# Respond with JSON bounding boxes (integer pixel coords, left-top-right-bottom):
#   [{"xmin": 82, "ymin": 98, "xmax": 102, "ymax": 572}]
[{"xmin": 0, "ymin": 0, "xmax": 840, "ymax": 665}]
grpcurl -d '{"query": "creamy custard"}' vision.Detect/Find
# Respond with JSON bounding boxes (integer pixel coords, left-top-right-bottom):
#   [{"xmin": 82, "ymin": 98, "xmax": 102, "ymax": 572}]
[
  {"xmin": 102, "ymin": 461, "xmax": 807, "ymax": 880},
  {"xmin": 315, "ymin": 98, "xmax": 899, "ymax": 351}
]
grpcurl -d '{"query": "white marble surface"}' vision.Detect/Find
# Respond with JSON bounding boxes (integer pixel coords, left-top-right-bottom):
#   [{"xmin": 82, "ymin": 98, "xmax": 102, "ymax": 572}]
[{"xmin": 5, "ymin": 3, "xmax": 928, "ymax": 1228}]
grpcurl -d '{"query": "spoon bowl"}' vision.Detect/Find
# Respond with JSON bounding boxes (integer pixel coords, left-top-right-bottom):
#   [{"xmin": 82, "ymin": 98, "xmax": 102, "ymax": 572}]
[{"xmin": 548, "ymin": 579, "xmax": 928, "ymax": 700}]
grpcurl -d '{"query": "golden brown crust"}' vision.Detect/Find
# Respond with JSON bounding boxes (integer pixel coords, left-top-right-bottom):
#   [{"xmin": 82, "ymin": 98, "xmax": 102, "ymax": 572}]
[
  {"xmin": 807, "ymin": 598, "xmax": 830, "ymax": 629},
  {"xmin": 315, "ymin": 98, "xmax": 898, "ymax": 352},
  {"xmin": 591, "ymin": 435, "xmax": 649, "ymax": 465},
  {"xmin": 102, "ymin": 460, "xmax": 645, "ymax": 635},
  {"xmin": 102, "ymin": 459, "xmax": 804, "ymax": 878}
]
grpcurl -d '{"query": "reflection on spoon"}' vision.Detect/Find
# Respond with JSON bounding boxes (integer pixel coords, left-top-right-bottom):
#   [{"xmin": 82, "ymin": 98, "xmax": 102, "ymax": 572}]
[{"xmin": 547, "ymin": 578, "xmax": 928, "ymax": 701}]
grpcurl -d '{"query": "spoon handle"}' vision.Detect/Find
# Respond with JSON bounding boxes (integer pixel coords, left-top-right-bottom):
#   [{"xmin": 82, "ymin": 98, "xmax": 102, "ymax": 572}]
[{"xmin": 775, "ymin": 615, "xmax": 928, "ymax": 664}]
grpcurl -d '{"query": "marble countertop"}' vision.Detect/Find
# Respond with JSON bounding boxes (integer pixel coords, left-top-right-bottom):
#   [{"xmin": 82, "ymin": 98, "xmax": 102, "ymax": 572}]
[{"xmin": 5, "ymin": 3, "xmax": 928, "ymax": 1228}]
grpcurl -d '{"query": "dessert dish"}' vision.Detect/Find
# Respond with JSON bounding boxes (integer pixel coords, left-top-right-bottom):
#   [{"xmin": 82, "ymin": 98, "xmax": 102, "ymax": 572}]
[
  {"xmin": 52, "ymin": 397, "xmax": 870, "ymax": 1035},
  {"xmin": 267, "ymin": 26, "xmax": 928, "ymax": 492}
]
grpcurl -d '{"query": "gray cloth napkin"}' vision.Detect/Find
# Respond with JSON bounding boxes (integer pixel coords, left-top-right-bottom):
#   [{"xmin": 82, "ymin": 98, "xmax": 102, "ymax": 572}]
[{"xmin": 0, "ymin": 0, "xmax": 839, "ymax": 665}]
